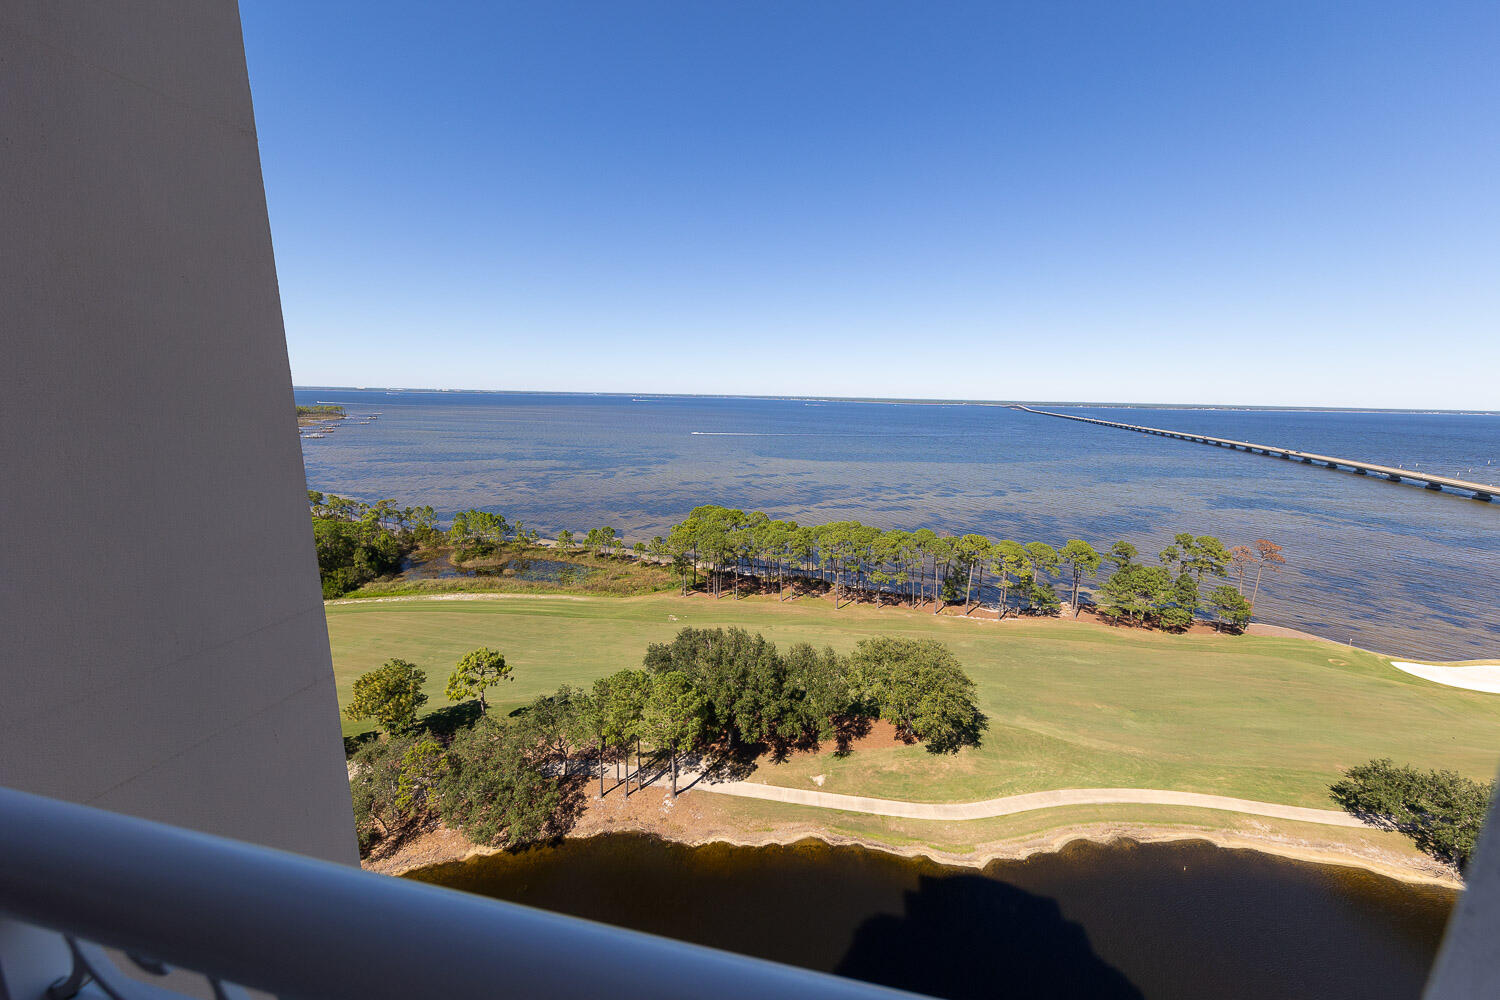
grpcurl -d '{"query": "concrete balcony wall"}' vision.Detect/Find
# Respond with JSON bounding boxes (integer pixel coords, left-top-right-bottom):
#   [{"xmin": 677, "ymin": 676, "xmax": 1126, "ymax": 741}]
[{"xmin": 0, "ymin": 2, "xmax": 356, "ymax": 863}]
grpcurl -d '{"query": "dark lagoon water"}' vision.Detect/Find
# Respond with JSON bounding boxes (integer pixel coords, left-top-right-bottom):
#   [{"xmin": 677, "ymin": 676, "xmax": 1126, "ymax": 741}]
[
  {"xmin": 409, "ymin": 835, "xmax": 1458, "ymax": 1000},
  {"xmin": 294, "ymin": 389, "xmax": 1500, "ymax": 659}
]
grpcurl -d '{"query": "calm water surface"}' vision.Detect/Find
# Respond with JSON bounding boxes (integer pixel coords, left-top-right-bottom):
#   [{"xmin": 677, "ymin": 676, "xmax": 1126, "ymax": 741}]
[
  {"xmin": 294, "ymin": 390, "xmax": 1500, "ymax": 658},
  {"xmin": 410, "ymin": 835, "xmax": 1458, "ymax": 1000}
]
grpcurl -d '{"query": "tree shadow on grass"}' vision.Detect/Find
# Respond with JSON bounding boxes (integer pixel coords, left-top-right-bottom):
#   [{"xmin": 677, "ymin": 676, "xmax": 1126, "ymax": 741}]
[
  {"xmin": 835, "ymin": 873, "xmax": 1143, "ymax": 1000},
  {"xmin": 420, "ymin": 700, "xmax": 483, "ymax": 741},
  {"xmin": 343, "ymin": 730, "xmax": 379, "ymax": 757},
  {"xmin": 686, "ymin": 743, "xmax": 759, "ymax": 783},
  {"xmin": 1325, "ymin": 788, "xmax": 1468, "ymax": 874},
  {"xmin": 833, "ymin": 715, "xmax": 876, "ymax": 757},
  {"xmin": 748, "ymin": 716, "xmax": 883, "ymax": 762}
]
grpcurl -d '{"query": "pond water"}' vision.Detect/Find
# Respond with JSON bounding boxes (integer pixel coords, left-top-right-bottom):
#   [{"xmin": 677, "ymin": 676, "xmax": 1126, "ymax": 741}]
[
  {"xmin": 408, "ymin": 834, "xmax": 1458, "ymax": 1000},
  {"xmin": 398, "ymin": 552, "xmax": 587, "ymax": 583}
]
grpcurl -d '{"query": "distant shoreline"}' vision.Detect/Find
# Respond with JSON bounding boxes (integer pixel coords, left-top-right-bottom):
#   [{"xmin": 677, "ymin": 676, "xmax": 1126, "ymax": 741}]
[
  {"xmin": 294, "ymin": 387, "xmax": 1500, "ymax": 417},
  {"xmin": 296, "ymin": 403, "xmax": 347, "ymax": 428}
]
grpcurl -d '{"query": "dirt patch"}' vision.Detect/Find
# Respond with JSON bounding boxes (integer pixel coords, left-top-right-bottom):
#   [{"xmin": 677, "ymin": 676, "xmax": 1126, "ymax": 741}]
[
  {"xmin": 365, "ymin": 779, "xmax": 762, "ymax": 876},
  {"xmin": 364, "ymin": 823, "xmax": 475, "ymax": 874},
  {"xmin": 781, "ymin": 719, "xmax": 908, "ymax": 757}
]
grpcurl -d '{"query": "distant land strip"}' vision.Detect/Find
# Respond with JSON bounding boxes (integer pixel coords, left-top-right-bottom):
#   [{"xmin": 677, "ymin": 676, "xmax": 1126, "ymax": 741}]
[{"xmin": 1014, "ymin": 405, "xmax": 1497, "ymax": 502}]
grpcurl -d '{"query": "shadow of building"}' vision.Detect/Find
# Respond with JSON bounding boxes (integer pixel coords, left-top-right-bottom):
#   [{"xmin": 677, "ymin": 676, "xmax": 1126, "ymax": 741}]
[{"xmin": 835, "ymin": 873, "xmax": 1143, "ymax": 1000}]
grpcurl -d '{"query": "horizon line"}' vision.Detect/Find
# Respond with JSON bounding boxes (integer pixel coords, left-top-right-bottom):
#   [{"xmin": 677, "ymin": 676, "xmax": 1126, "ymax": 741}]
[{"xmin": 291, "ymin": 386, "xmax": 1500, "ymax": 416}]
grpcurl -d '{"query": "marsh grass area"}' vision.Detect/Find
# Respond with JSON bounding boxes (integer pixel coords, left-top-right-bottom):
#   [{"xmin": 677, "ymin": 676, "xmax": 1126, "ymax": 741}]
[
  {"xmin": 296, "ymin": 404, "xmax": 346, "ymax": 427},
  {"xmin": 345, "ymin": 545, "xmax": 674, "ymax": 598},
  {"xmin": 326, "ymin": 593, "xmax": 1500, "ymax": 815}
]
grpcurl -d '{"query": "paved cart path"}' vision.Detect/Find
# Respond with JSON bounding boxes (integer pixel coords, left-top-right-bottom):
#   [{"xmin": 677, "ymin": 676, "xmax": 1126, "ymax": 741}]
[{"xmin": 692, "ymin": 781, "xmax": 1367, "ymax": 827}]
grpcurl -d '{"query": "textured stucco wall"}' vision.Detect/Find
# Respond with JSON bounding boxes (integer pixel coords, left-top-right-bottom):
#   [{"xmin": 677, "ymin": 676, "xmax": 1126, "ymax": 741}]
[
  {"xmin": 0, "ymin": 2, "xmax": 356, "ymax": 864},
  {"xmin": 1423, "ymin": 792, "xmax": 1500, "ymax": 998}
]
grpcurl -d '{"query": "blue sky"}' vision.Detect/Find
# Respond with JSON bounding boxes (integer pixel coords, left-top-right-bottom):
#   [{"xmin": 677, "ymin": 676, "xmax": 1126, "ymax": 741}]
[{"xmin": 242, "ymin": 2, "xmax": 1498, "ymax": 408}]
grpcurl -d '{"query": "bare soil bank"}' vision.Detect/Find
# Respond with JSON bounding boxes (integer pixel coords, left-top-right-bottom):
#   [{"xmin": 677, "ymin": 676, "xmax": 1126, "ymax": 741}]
[{"xmin": 366, "ymin": 779, "xmax": 1460, "ymax": 889}]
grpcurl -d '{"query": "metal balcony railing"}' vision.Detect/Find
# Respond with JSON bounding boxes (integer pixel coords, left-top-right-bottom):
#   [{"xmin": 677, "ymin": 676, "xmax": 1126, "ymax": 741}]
[{"xmin": 0, "ymin": 786, "xmax": 920, "ymax": 1000}]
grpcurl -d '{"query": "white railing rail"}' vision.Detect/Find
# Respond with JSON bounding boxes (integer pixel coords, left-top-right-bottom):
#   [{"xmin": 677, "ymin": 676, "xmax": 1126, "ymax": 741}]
[{"xmin": 0, "ymin": 786, "xmax": 921, "ymax": 1000}]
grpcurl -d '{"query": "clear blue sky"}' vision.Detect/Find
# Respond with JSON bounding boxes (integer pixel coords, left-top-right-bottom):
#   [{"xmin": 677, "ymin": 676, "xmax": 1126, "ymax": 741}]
[{"xmin": 242, "ymin": 1, "xmax": 1498, "ymax": 408}]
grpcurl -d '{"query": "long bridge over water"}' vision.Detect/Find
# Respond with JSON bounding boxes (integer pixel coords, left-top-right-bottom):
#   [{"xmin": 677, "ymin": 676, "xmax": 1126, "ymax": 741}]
[{"xmin": 1014, "ymin": 405, "xmax": 1497, "ymax": 502}]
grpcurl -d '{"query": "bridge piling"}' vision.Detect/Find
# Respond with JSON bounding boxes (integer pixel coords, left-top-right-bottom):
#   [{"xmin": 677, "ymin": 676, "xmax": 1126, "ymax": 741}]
[{"xmin": 1012, "ymin": 404, "xmax": 1496, "ymax": 503}]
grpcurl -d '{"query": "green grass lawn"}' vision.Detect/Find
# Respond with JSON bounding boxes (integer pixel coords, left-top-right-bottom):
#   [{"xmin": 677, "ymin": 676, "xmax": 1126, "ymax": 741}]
[{"xmin": 325, "ymin": 593, "xmax": 1500, "ymax": 810}]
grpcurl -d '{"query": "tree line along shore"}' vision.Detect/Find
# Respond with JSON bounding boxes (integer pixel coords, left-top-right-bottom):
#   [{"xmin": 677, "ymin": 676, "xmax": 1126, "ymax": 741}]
[{"xmin": 311, "ymin": 494, "xmax": 1285, "ymax": 634}]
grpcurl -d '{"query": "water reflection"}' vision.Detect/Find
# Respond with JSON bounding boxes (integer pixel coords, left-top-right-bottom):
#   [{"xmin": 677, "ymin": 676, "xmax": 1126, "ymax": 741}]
[{"xmin": 399, "ymin": 552, "xmax": 583, "ymax": 584}]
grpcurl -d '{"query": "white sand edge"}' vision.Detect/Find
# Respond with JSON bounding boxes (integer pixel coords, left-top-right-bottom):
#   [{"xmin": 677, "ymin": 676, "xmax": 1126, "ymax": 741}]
[{"xmin": 1390, "ymin": 660, "xmax": 1500, "ymax": 694}]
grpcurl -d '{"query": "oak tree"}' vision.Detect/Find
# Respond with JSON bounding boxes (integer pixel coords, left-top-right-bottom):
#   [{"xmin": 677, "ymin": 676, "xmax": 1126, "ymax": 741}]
[{"xmin": 445, "ymin": 647, "xmax": 513, "ymax": 715}]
